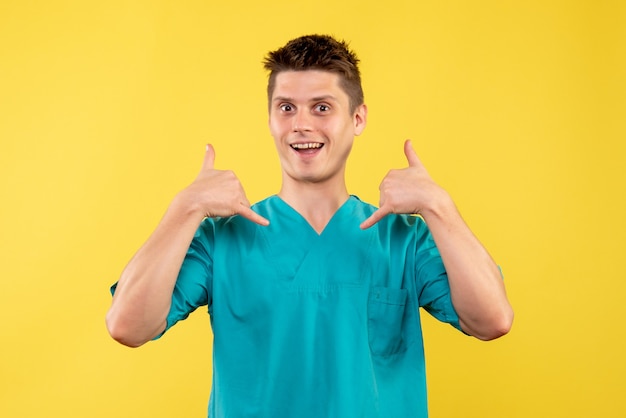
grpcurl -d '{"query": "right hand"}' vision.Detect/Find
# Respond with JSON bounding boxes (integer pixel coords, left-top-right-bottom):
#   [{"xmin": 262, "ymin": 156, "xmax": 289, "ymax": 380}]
[{"xmin": 177, "ymin": 144, "xmax": 269, "ymax": 226}]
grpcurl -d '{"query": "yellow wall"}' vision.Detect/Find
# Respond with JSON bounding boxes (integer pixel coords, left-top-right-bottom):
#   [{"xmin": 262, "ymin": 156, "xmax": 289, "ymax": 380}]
[{"xmin": 1, "ymin": 1, "xmax": 624, "ymax": 417}]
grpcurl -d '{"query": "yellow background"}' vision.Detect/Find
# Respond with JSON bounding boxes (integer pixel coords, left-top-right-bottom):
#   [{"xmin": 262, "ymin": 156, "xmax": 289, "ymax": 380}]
[{"xmin": 1, "ymin": 1, "xmax": 624, "ymax": 417}]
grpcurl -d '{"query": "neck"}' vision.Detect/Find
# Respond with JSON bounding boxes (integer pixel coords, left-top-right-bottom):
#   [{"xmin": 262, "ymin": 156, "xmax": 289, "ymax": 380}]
[{"xmin": 278, "ymin": 179, "xmax": 349, "ymax": 234}]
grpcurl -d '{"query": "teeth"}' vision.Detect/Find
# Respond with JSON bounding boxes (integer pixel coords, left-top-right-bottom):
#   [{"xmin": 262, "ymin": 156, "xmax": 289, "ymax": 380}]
[{"xmin": 291, "ymin": 143, "xmax": 323, "ymax": 150}]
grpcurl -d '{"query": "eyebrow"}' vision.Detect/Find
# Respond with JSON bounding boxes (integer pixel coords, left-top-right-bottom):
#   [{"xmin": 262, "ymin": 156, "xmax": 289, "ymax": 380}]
[{"xmin": 272, "ymin": 95, "xmax": 339, "ymax": 103}]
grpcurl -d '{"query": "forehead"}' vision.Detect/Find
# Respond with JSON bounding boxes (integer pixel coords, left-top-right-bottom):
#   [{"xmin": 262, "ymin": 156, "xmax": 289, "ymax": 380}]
[{"xmin": 272, "ymin": 70, "xmax": 347, "ymax": 102}]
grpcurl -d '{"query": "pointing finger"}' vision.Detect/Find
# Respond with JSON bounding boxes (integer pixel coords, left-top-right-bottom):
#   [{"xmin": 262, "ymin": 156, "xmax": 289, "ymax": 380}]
[
  {"xmin": 202, "ymin": 144, "xmax": 216, "ymax": 171},
  {"xmin": 404, "ymin": 139, "xmax": 422, "ymax": 168},
  {"xmin": 360, "ymin": 207, "xmax": 389, "ymax": 230},
  {"xmin": 237, "ymin": 204, "xmax": 270, "ymax": 226}
]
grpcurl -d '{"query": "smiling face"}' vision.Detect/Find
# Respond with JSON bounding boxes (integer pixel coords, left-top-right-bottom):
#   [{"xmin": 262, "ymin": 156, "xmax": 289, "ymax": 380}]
[{"xmin": 269, "ymin": 70, "xmax": 367, "ymax": 188}]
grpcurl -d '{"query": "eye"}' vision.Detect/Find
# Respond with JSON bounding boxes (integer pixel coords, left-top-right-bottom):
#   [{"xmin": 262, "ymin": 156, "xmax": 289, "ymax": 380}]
[
  {"xmin": 315, "ymin": 103, "xmax": 330, "ymax": 112},
  {"xmin": 279, "ymin": 103, "xmax": 294, "ymax": 112}
]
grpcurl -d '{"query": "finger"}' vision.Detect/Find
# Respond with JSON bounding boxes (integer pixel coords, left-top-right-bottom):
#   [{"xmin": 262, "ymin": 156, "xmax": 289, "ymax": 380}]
[
  {"xmin": 360, "ymin": 207, "xmax": 389, "ymax": 230},
  {"xmin": 201, "ymin": 144, "xmax": 216, "ymax": 171},
  {"xmin": 237, "ymin": 204, "xmax": 270, "ymax": 226},
  {"xmin": 404, "ymin": 139, "xmax": 422, "ymax": 168}
]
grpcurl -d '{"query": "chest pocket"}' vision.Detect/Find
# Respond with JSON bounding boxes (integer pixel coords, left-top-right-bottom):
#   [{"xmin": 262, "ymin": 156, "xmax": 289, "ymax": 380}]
[{"xmin": 367, "ymin": 286, "xmax": 409, "ymax": 356}]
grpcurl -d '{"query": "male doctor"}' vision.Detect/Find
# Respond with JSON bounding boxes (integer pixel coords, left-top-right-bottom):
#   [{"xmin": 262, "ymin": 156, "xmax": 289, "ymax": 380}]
[{"xmin": 106, "ymin": 34, "xmax": 513, "ymax": 417}]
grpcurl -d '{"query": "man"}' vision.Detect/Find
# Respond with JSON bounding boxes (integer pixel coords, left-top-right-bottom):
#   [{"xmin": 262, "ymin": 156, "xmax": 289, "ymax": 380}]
[{"xmin": 106, "ymin": 34, "xmax": 513, "ymax": 417}]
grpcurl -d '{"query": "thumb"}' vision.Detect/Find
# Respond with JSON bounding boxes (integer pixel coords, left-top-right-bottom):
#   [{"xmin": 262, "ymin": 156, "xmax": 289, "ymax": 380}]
[
  {"xmin": 404, "ymin": 139, "xmax": 421, "ymax": 168},
  {"xmin": 202, "ymin": 143, "xmax": 215, "ymax": 171}
]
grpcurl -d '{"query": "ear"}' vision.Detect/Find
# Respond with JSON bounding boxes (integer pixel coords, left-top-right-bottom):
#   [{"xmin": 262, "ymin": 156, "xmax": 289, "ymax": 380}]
[{"xmin": 353, "ymin": 104, "xmax": 368, "ymax": 136}]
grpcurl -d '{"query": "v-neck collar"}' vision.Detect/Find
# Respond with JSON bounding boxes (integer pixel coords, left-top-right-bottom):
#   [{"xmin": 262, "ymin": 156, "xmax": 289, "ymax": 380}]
[
  {"xmin": 255, "ymin": 195, "xmax": 365, "ymax": 283},
  {"xmin": 272, "ymin": 194, "xmax": 357, "ymax": 237}
]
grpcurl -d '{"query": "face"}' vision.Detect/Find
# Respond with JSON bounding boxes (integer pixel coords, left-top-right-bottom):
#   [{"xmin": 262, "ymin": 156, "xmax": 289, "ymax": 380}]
[{"xmin": 268, "ymin": 70, "xmax": 367, "ymax": 186}]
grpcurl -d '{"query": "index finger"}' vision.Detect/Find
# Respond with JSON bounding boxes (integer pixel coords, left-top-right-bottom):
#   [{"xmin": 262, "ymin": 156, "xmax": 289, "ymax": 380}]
[
  {"xmin": 360, "ymin": 207, "xmax": 390, "ymax": 230},
  {"xmin": 237, "ymin": 204, "xmax": 270, "ymax": 226}
]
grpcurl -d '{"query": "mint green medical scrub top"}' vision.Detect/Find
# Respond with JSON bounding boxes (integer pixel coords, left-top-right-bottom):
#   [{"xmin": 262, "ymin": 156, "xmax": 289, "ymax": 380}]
[{"xmin": 121, "ymin": 195, "xmax": 462, "ymax": 417}]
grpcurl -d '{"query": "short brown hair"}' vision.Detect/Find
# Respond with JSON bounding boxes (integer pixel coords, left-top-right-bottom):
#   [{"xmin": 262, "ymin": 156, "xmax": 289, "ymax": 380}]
[{"xmin": 263, "ymin": 34, "xmax": 364, "ymax": 113}]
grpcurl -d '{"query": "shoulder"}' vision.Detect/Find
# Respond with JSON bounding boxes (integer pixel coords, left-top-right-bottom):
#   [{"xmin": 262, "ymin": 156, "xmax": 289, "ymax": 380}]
[
  {"xmin": 250, "ymin": 195, "xmax": 279, "ymax": 217},
  {"xmin": 347, "ymin": 195, "xmax": 377, "ymax": 216}
]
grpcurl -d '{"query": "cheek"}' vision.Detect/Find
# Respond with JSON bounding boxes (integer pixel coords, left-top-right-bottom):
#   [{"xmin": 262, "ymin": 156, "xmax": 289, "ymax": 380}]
[
  {"xmin": 331, "ymin": 120, "xmax": 354, "ymax": 138},
  {"xmin": 269, "ymin": 112, "xmax": 292, "ymax": 130},
  {"xmin": 268, "ymin": 118, "xmax": 281, "ymax": 138}
]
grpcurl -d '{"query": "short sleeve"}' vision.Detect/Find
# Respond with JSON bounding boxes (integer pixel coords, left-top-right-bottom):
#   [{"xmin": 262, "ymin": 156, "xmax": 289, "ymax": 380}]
[
  {"xmin": 154, "ymin": 219, "xmax": 215, "ymax": 339},
  {"xmin": 413, "ymin": 219, "xmax": 463, "ymax": 332}
]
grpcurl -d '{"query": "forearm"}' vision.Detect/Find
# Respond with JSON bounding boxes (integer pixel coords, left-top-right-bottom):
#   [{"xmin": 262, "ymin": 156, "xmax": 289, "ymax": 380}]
[
  {"xmin": 106, "ymin": 195, "xmax": 205, "ymax": 347},
  {"xmin": 421, "ymin": 192, "xmax": 513, "ymax": 341}
]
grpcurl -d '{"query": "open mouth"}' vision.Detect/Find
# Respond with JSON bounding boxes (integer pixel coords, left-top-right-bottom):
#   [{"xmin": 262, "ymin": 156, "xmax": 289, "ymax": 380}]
[
  {"xmin": 291, "ymin": 142, "xmax": 323, "ymax": 150},
  {"xmin": 290, "ymin": 143, "xmax": 324, "ymax": 153}
]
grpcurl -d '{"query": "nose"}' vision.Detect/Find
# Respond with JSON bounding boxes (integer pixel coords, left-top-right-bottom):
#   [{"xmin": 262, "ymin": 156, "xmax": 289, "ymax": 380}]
[{"xmin": 292, "ymin": 109, "xmax": 313, "ymax": 133}]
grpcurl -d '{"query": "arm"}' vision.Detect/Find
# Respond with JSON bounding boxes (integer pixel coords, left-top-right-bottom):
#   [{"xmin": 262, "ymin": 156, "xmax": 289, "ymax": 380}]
[
  {"xmin": 105, "ymin": 145, "xmax": 269, "ymax": 347},
  {"xmin": 361, "ymin": 140, "xmax": 513, "ymax": 340}
]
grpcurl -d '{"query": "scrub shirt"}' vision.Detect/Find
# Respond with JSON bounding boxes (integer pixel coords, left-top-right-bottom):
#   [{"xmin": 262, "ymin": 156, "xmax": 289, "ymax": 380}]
[{"xmin": 143, "ymin": 195, "xmax": 462, "ymax": 417}]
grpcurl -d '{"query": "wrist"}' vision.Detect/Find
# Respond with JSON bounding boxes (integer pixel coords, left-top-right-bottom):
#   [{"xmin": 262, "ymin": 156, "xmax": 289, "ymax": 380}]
[
  {"xmin": 170, "ymin": 189, "xmax": 207, "ymax": 223},
  {"xmin": 419, "ymin": 188, "xmax": 455, "ymax": 221}
]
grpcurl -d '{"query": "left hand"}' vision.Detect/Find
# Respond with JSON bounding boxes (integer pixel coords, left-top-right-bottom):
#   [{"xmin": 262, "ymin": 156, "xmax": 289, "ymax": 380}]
[{"xmin": 360, "ymin": 139, "xmax": 444, "ymax": 229}]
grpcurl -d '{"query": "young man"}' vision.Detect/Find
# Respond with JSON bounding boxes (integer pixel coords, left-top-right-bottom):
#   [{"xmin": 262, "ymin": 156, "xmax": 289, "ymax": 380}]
[{"xmin": 106, "ymin": 34, "xmax": 513, "ymax": 417}]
